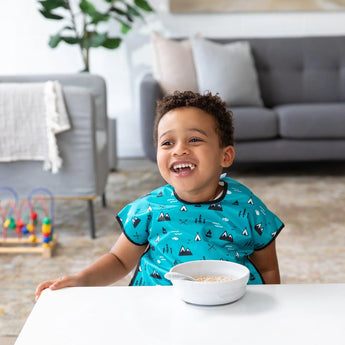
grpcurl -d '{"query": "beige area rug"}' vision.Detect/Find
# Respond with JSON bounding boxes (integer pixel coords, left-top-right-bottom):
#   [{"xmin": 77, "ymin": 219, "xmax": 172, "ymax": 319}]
[{"xmin": 0, "ymin": 159, "xmax": 345, "ymax": 336}]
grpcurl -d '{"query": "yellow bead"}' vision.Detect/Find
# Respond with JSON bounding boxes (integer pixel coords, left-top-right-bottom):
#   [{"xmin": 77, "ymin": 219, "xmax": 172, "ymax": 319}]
[
  {"xmin": 27, "ymin": 223, "xmax": 34, "ymax": 232},
  {"xmin": 42, "ymin": 224, "xmax": 51, "ymax": 234},
  {"xmin": 29, "ymin": 235, "xmax": 37, "ymax": 243},
  {"xmin": 43, "ymin": 243, "xmax": 50, "ymax": 248},
  {"xmin": 3, "ymin": 219, "xmax": 10, "ymax": 228}
]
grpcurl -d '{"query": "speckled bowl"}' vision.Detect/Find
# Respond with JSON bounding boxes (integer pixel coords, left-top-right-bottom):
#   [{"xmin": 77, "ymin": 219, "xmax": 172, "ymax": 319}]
[{"xmin": 167, "ymin": 260, "xmax": 250, "ymax": 306}]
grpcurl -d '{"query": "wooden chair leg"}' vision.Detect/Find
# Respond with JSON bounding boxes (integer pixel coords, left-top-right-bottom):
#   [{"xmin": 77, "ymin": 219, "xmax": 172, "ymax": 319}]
[{"xmin": 88, "ymin": 199, "xmax": 96, "ymax": 239}]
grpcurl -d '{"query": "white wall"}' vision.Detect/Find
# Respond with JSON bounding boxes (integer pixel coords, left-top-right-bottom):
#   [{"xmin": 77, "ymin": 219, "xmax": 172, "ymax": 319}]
[{"xmin": 2, "ymin": 1, "xmax": 345, "ymax": 157}]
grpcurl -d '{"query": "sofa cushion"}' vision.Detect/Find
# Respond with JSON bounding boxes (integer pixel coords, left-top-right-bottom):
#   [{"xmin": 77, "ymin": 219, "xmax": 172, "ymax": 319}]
[
  {"xmin": 231, "ymin": 107, "xmax": 278, "ymax": 141},
  {"xmin": 276, "ymin": 103, "xmax": 345, "ymax": 139},
  {"xmin": 191, "ymin": 38, "xmax": 263, "ymax": 107},
  {"xmin": 151, "ymin": 31, "xmax": 198, "ymax": 95}
]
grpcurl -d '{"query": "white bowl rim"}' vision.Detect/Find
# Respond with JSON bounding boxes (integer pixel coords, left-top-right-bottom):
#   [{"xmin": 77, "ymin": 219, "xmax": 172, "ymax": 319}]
[{"xmin": 169, "ymin": 259, "xmax": 250, "ymax": 283}]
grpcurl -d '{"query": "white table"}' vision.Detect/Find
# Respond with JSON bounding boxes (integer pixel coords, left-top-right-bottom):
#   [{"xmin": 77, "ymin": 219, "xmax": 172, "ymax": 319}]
[{"xmin": 15, "ymin": 284, "xmax": 345, "ymax": 345}]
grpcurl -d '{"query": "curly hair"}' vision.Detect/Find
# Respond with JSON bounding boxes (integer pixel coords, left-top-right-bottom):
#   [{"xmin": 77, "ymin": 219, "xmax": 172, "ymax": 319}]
[{"xmin": 154, "ymin": 91, "xmax": 234, "ymax": 148}]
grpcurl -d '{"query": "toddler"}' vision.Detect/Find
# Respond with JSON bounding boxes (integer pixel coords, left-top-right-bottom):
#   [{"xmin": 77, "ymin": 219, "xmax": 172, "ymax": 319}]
[{"xmin": 36, "ymin": 91, "xmax": 284, "ymax": 298}]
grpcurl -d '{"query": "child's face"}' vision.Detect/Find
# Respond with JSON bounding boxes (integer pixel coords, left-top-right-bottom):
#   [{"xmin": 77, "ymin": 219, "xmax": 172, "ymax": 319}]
[{"xmin": 156, "ymin": 106, "xmax": 234, "ymax": 203}]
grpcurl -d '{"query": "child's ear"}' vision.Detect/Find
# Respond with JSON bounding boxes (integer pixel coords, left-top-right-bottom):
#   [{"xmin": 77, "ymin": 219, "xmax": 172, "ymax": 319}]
[{"xmin": 221, "ymin": 145, "xmax": 235, "ymax": 168}]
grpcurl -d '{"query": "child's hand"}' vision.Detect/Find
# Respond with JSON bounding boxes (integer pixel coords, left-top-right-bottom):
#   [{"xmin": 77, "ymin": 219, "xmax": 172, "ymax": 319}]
[{"xmin": 35, "ymin": 275, "xmax": 80, "ymax": 301}]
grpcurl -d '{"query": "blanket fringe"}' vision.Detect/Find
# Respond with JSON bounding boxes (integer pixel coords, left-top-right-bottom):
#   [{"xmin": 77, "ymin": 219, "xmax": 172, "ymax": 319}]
[{"xmin": 44, "ymin": 81, "xmax": 63, "ymax": 173}]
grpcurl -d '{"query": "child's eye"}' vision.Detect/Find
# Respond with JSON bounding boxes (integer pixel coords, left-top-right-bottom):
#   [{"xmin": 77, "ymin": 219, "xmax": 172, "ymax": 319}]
[
  {"xmin": 161, "ymin": 141, "xmax": 173, "ymax": 146},
  {"xmin": 190, "ymin": 138, "xmax": 202, "ymax": 143}
]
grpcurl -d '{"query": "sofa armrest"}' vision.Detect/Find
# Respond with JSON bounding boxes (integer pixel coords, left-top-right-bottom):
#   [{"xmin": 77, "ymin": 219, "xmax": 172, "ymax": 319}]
[
  {"xmin": 59, "ymin": 85, "xmax": 109, "ymax": 192},
  {"xmin": 0, "ymin": 74, "xmax": 109, "ymax": 192},
  {"xmin": 139, "ymin": 73, "xmax": 163, "ymax": 161},
  {"xmin": 0, "ymin": 84, "xmax": 108, "ymax": 198},
  {"xmin": 60, "ymin": 86, "xmax": 96, "ymax": 165}
]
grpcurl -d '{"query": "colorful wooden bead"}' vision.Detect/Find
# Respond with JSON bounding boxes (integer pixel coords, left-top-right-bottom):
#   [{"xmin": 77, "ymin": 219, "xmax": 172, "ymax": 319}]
[
  {"xmin": 26, "ymin": 223, "xmax": 35, "ymax": 233},
  {"xmin": 43, "ymin": 236, "xmax": 51, "ymax": 243},
  {"xmin": 21, "ymin": 226, "xmax": 29, "ymax": 235},
  {"xmin": 42, "ymin": 217, "xmax": 51, "ymax": 225},
  {"xmin": 42, "ymin": 224, "xmax": 51, "ymax": 234},
  {"xmin": 16, "ymin": 219, "xmax": 25, "ymax": 228},
  {"xmin": 4, "ymin": 217, "xmax": 16, "ymax": 229},
  {"xmin": 29, "ymin": 234, "xmax": 37, "ymax": 243}
]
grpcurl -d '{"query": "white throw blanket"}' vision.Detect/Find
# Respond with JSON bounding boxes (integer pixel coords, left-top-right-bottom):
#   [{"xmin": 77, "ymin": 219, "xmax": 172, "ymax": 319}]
[{"xmin": 0, "ymin": 81, "xmax": 71, "ymax": 173}]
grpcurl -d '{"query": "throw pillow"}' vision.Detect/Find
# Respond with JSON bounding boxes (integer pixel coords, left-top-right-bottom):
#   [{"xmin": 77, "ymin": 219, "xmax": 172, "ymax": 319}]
[
  {"xmin": 191, "ymin": 38, "xmax": 263, "ymax": 106},
  {"xmin": 151, "ymin": 31, "xmax": 198, "ymax": 95}
]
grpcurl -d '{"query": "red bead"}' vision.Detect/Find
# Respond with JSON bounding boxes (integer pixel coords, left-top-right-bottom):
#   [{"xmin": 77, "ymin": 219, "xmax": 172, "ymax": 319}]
[{"xmin": 16, "ymin": 219, "xmax": 25, "ymax": 228}]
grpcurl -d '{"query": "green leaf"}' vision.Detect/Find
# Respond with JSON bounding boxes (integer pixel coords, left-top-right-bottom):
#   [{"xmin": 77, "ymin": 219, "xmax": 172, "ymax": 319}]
[
  {"xmin": 79, "ymin": 0, "xmax": 109, "ymax": 24},
  {"xmin": 39, "ymin": 9, "xmax": 64, "ymax": 20},
  {"xmin": 110, "ymin": 7, "xmax": 127, "ymax": 16},
  {"xmin": 61, "ymin": 36, "xmax": 80, "ymax": 44},
  {"xmin": 90, "ymin": 12, "xmax": 110, "ymax": 24},
  {"xmin": 134, "ymin": 0, "xmax": 153, "ymax": 12},
  {"xmin": 84, "ymin": 32, "xmax": 108, "ymax": 48},
  {"xmin": 126, "ymin": 4, "xmax": 143, "ymax": 18},
  {"xmin": 79, "ymin": 0, "xmax": 97, "ymax": 15},
  {"xmin": 110, "ymin": 6, "xmax": 133, "ymax": 22},
  {"xmin": 121, "ymin": 22, "xmax": 131, "ymax": 34},
  {"xmin": 102, "ymin": 37, "xmax": 122, "ymax": 49},
  {"xmin": 38, "ymin": 0, "xmax": 69, "ymax": 11},
  {"xmin": 48, "ymin": 33, "xmax": 62, "ymax": 48}
]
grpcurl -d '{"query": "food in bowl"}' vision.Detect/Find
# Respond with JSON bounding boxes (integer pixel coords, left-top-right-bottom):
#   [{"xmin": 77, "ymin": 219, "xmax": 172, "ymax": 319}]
[{"xmin": 167, "ymin": 260, "xmax": 250, "ymax": 306}]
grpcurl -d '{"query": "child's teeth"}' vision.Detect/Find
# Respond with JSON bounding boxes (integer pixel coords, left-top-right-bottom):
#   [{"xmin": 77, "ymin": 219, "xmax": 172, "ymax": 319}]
[{"xmin": 173, "ymin": 163, "xmax": 195, "ymax": 171}]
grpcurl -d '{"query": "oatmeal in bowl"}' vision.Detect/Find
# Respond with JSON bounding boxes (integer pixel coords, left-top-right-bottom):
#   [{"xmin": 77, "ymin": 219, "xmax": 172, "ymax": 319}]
[{"xmin": 165, "ymin": 260, "xmax": 249, "ymax": 305}]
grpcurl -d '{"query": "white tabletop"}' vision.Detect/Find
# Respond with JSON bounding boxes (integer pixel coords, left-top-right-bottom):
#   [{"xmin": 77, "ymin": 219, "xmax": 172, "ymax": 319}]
[{"xmin": 15, "ymin": 284, "xmax": 345, "ymax": 345}]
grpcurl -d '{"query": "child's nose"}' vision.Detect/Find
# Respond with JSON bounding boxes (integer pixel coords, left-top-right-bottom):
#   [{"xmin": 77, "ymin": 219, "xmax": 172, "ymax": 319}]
[{"xmin": 173, "ymin": 141, "xmax": 189, "ymax": 156}]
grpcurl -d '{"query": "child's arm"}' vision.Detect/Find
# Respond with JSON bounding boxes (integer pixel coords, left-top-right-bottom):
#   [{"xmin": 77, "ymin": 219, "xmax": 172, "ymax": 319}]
[
  {"xmin": 35, "ymin": 234, "xmax": 147, "ymax": 299},
  {"xmin": 248, "ymin": 240, "xmax": 280, "ymax": 284}
]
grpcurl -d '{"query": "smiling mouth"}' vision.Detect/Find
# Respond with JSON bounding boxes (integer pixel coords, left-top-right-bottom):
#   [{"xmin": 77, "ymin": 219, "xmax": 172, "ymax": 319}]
[{"xmin": 171, "ymin": 163, "xmax": 196, "ymax": 173}]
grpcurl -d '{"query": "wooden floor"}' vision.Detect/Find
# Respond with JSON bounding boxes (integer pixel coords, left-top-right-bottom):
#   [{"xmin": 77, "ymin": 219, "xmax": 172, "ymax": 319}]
[{"xmin": 0, "ymin": 336, "xmax": 16, "ymax": 345}]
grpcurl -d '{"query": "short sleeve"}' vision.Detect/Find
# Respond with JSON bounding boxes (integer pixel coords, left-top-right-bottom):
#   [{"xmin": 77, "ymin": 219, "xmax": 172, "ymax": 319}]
[
  {"xmin": 248, "ymin": 194, "xmax": 284, "ymax": 251},
  {"xmin": 116, "ymin": 198, "xmax": 152, "ymax": 246}
]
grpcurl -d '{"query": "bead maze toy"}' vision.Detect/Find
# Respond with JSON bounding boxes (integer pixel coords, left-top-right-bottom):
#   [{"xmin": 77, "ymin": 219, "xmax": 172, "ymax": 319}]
[{"xmin": 0, "ymin": 187, "xmax": 57, "ymax": 258}]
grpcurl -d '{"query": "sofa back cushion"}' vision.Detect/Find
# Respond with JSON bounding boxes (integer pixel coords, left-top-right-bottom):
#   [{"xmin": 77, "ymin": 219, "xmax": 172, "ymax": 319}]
[
  {"xmin": 212, "ymin": 36, "xmax": 345, "ymax": 107},
  {"xmin": 191, "ymin": 38, "xmax": 263, "ymax": 107},
  {"xmin": 151, "ymin": 31, "xmax": 199, "ymax": 95}
]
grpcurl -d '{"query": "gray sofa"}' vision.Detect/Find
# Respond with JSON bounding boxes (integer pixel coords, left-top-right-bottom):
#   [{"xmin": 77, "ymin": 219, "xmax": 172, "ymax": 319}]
[
  {"xmin": 139, "ymin": 35, "xmax": 345, "ymax": 164},
  {"xmin": 0, "ymin": 74, "xmax": 109, "ymax": 238}
]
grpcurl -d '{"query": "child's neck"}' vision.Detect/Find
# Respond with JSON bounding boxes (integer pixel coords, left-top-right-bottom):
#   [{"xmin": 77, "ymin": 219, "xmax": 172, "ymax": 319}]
[
  {"xmin": 175, "ymin": 183, "xmax": 224, "ymax": 203},
  {"xmin": 212, "ymin": 184, "xmax": 224, "ymax": 200}
]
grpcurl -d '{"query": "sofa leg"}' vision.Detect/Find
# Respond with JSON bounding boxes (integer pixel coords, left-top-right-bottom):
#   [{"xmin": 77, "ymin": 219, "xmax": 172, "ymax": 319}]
[
  {"xmin": 102, "ymin": 192, "xmax": 107, "ymax": 208},
  {"xmin": 88, "ymin": 199, "xmax": 96, "ymax": 239}
]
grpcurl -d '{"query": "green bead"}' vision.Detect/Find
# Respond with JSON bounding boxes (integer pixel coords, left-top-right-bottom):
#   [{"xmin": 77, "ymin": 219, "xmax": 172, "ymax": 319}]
[
  {"xmin": 9, "ymin": 217, "xmax": 16, "ymax": 229},
  {"xmin": 42, "ymin": 217, "xmax": 51, "ymax": 225}
]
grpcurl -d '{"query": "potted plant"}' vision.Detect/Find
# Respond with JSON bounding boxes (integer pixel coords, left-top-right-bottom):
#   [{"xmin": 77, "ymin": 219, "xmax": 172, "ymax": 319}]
[{"xmin": 37, "ymin": 0, "xmax": 153, "ymax": 72}]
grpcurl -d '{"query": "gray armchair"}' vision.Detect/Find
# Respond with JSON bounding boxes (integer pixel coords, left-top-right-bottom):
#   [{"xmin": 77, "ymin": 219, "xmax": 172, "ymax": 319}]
[{"xmin": 0, "ymin": 73, "xmax": 109, "ymax": 238}]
